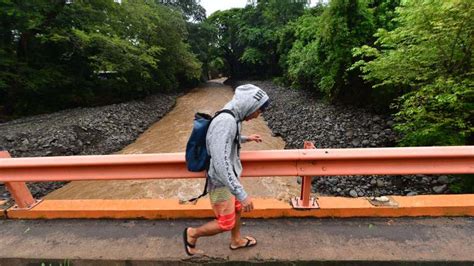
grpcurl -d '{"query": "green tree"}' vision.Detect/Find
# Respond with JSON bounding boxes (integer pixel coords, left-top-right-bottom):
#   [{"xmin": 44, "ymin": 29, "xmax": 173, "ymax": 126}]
[
  {"xmin": 284, "ymin": 0, "xmax": 401, "ymax": 110},
  {"xmin": 277, "ymin": 5, "xmax": 325, "ymax": 83},
  {"xmin": 312, "ymin": 0, "xmax": 375, "ymax": 99},
  {"xmin": 353, "ymin": 0, "xmax": 473, "ymax": 146},
  {"xmin": 0, "ymin": 0, "xmax": 200, "ymax": 119},
  {"xmin": 186, "ymin": 21, "xmax": 219, "ymax": 80},
  {"xmin": 207, "ymin": 8, "xmax": 246, "ymax": 77},
  {"xmin": 157, "ymin": 0, "xmax": 206, "ymax": 22},
  {"xmin": 206, "ymin": 0, "xmax": 307, "ymax": 78},
  {"xmin": 285, "ymin": 0, "xmax": 376, "ymax": 101},
  {"xmin": 238, "ymin": 0, "xmax": 308, "ymax": 77},
  {"xmin": 369, "ymin": 0, "xmax": 400, "ymax": 31},
  {"xmin": 285, "ymin": 6, "xmax": 326, "ymax": 89}
]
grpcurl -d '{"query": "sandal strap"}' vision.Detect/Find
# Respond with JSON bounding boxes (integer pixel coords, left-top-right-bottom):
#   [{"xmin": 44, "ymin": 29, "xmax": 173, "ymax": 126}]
[
  {"xmin": 184, "ymin": 228, "xmax": 196, "ymax": 248},
  {"xmin": 229, "ymin": 236, "xmax": 257, "ymax": 250},
  {"xmin": 244, "ymin": 236, "xmax": 256, "ymax": 246},
  {"xmin": 244, "ymin": 238, "xmax": 252, "ymax": 247}
]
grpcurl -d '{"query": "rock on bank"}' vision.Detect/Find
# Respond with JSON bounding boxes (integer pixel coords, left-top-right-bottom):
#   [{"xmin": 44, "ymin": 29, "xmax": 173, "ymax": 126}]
[{"xmin": 0, "ymin": 93, "xmax": 179, "ymax": 200}]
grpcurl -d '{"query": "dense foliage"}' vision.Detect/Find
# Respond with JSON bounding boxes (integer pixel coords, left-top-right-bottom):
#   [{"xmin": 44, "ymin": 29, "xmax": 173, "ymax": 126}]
[
  {"xmin": 204, "ymin": 0, "xmax": 472, "ymax": 147},
  {"xmin": 353, "ymin": 0, "xmax": 473, "ymax": 146},
  {"xmin": 206, "ymin": 0, "xmax": 308, "ymax": 78},
  {"xmin": 158, "ymin": 0, "xmax": 206, "ymax": 22},
  {"xmin": 0, "ymin": 0, "xmax": 201, "ymax": 119},
  {"xmin": 205, "ymin": 0, "xmax": 402, "ymax": 104},
  {"xmin": 285, "ymin": 0, "xmax": 402, "ymax": 107},
  {"xmin": 1, "ymin": 0, "xmax": 472, "ymax": 150}
]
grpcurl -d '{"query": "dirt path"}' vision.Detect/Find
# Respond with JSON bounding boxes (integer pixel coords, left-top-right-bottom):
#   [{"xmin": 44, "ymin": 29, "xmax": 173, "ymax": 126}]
[{"xmin": 45, "ymin": 79, "xmax": 300, "ymax": 201}]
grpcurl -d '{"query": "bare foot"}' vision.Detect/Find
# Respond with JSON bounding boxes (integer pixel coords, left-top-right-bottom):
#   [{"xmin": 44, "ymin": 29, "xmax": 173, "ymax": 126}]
[
  {"xmin": 230, "ymin": 236, "xmax": 257, "ymax": 250},
  {"xmin": 185, "ymin": 228, "xmax": 204, "ymax": 255}
]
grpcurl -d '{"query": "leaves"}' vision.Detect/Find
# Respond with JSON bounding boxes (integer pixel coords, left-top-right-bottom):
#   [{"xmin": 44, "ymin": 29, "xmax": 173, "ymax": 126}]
[
  {"xmin": 206, "ymin": 0, "xmax": 307, "ymax": 77},
  {"xmin": 0, "ymin": 0, "xmax": 201, "ymax": 117},
  {"xmin": 353, "ymin": 0, "xmax": 473, "ymax": 146},
  {"xmin": 284, "ymin": 0, "xmax": 382, "ymax": 101},
  {"xmin": 394, "ymin": 78, "xmax": 473, "ymax": 146}
]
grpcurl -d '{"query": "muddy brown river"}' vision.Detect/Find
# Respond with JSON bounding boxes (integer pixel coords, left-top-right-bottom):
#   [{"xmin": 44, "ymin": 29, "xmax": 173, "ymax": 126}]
[{"xmin": 46, "ymin": 79, "xmax": 300, "ymax": 201}]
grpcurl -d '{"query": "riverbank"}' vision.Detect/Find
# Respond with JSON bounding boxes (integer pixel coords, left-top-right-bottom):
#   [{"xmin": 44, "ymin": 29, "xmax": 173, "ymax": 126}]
[
  {"xmin": 0, "ymin": 91, "xmax": 180, "ymax": 200},
  {"xmin": 228, "ymin": 79, "xmax": 453, "ymax": 197}
]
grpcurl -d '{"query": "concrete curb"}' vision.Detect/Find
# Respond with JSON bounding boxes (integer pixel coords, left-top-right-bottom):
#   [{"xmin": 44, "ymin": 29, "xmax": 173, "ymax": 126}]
[{"xmin": 6, "ymin": 194, "xmax": 474, "ymax": 219}]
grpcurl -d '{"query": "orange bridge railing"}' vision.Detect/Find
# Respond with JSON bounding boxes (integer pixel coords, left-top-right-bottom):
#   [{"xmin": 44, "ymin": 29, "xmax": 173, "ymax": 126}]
[{"xmin": 1, "ymin": 144, "xmax": 473, "ymax": 210}]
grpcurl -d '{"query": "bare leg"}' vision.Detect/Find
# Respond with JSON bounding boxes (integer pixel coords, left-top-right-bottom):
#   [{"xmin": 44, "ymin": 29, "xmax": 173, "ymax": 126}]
[
  {"xmin": 186, "ymin": 220, "xmax": 223, "ymax": 255},
  {"xmin": 229, "ymin": 209, "xmax": 257, "ymax": 249},
  {"xmin": 186, "ymin": 198, "xmax": 233, "ymax": 255},
  {"xmin": 189, "ymin": 220, "xmax": 222, "ymax": 238},
  {"xmin": 230, "ymin": 210, "xmax": 242, "ymax": 245}
]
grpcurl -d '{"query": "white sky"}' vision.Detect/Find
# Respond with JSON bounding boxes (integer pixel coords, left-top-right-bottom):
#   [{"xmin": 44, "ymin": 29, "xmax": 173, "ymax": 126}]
[
  {"xmin": 200, "ymin": 0, "xmax": 320, "ymax": 17},
  {"xmin": 200, "ymin": 0, "xmax": 248, "ymax": 17}
]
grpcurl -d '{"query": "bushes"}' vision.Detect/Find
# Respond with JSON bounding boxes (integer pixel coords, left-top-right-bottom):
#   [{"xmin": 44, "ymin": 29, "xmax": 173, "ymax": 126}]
[
  {"xmin": 354, "ymin": 0, "xmax": 473, "ymax": 146},
  {"xmin": 206, "ymin": 0, "xmax": 307, "ymax": 78},
  {"xmin": 0, "ymin": 0, "xmax": 201, "ymax": 119},
  {"xmin": 394, "ymin": 78, "xmax": 473, "ymax": 146},
  {"xmin": 2, "ymin": 0, "xmax": 472, "ymax": 159},
  {"xmin": 284, "ymin": 0, "xmax": 401, "ymax": 106},
  {"xmin": 352, "ymin": 0, "xmax": 473, "ymax": 192}
]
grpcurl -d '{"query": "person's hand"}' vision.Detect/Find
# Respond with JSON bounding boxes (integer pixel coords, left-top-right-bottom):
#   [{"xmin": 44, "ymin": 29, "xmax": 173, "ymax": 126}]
[
  {"xmin": 247, "ymin": 134, "xmax": 262, "ymax": 143},
  {"xmin": 241, "ymin": 196, "xmax": 254, "ymax": 212}
]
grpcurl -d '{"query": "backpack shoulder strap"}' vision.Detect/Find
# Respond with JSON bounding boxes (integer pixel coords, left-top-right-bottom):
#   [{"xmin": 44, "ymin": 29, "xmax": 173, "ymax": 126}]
[
  {"xmin": 213, "ymin": 109, "xmax": 239, "ymax": 140},
  {"xmin": 214, "ymin": 109, "xmax": 235, "ymax": 119},
  {"xmin": 215, "ymin": 109, "xmax": 239, "ymax": 137}
]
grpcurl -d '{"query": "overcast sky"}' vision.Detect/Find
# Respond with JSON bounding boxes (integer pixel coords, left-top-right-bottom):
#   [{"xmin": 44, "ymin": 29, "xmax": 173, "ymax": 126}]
[
  {"xmin": 200, "ymin": 0, "xmax": 248, "ymax": 17},
  {"xmin": 200, "ymin": 1, "xmax": 320, "ymax": 17}
]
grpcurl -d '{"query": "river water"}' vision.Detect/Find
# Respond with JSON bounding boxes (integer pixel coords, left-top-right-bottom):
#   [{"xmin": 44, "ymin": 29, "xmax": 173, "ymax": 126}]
[{"xmin": 45, "ymin": 79, "xmax": 300, "ymax": 201}]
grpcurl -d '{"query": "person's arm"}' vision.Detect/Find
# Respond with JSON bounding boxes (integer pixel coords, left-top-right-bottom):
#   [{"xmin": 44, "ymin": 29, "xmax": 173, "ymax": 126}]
[
  {"xmin": 242, "ymin": 134, "xmax": 262, "ymax": 143},
  {"xmin": 209, "ymin": 119, "xmax": 248, "ymax": 201},
  {"xmin": 240, "ymin": 135, "xmax": 250, "ymax": 143}
]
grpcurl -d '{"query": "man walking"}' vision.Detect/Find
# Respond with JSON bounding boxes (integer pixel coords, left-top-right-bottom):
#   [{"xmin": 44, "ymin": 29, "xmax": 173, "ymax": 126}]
[{"xmin": 183, "ymin": 84, "xmax": 270, "ymax": 256}]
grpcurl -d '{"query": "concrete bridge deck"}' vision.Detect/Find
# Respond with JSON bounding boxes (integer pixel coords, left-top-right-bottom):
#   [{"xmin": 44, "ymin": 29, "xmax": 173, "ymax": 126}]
[{"xmin": 0, "ymin": 217, "xmax": 473, "ymax": 265}]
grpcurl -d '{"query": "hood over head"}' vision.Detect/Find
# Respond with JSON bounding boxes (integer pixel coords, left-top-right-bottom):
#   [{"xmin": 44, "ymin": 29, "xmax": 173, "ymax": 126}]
[{"xmin": 223, "ymin": 84, "xmax": 269, "ymax": 121}]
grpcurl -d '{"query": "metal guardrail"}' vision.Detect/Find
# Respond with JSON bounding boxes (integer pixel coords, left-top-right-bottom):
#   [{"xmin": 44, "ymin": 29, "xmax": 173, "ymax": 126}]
[{"xmin": 1, "ymin": 144, "xmax": 473, "ymax": 209}]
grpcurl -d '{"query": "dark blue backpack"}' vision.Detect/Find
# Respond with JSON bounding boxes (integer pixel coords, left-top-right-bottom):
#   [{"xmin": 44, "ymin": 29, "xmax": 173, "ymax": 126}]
[
  {"xmin": 185, "ymin": 109, "xmax": 237, "ymax": 202},
  {"xmin": 185, "ymin": 109, "xmax": 236, "ymax": 172}
]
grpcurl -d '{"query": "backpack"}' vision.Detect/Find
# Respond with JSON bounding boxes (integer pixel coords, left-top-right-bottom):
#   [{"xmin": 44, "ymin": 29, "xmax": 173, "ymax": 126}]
[{"xmin": 185, "ymin": 109, "xmax": 238, "ymax": 202}]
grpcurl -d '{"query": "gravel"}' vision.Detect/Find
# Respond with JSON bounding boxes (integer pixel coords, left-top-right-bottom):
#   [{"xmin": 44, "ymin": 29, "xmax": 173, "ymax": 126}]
[
  {"xmin": 0, "ymin": 92, "xmax": 179, "ymax": 202},
  {"xmin": 229, "ymin": 79, "xmax": 453, "ymax": 197}
]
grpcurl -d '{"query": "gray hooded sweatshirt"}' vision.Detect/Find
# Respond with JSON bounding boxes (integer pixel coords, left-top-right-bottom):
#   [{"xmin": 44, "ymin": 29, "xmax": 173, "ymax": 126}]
[{"xmin": 206, "ymin": 84, "xmax": 269, "ymax": 201}]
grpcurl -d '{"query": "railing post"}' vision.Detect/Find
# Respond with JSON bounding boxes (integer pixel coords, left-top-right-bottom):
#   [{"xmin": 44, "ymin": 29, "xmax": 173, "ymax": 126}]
[
  {"xmin": 291, "ymin": 141, "xmax": 319, "ymax": 209},
  {"xmin": 0, "ymin": 151, "xmax": 40, "ymax": 209},
  {"xmin": 301, "ymin": 142, "xmax": 314, "ymax": 206}
]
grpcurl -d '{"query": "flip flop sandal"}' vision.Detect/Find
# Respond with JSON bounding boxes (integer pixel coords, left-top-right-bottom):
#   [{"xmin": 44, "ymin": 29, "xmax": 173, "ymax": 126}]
[
  {"xmin": 183, "ymin": 227, "xmax": 196, "ymax": 256},
  {"xmin": 229, "ymin": 236, "xmax": 257, "ymax": 250}
]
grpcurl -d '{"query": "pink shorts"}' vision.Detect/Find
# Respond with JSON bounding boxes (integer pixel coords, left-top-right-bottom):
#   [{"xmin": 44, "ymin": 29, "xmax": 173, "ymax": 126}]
[{"xmin": 211, "ymin": 196, "xmax": 242, "ymax": 231}]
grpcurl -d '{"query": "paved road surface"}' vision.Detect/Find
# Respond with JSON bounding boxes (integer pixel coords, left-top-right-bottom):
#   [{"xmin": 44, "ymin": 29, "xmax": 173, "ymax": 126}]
[{"xmin": 0, "ymin": 217, "xmax": 473, "ymax": 264}]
